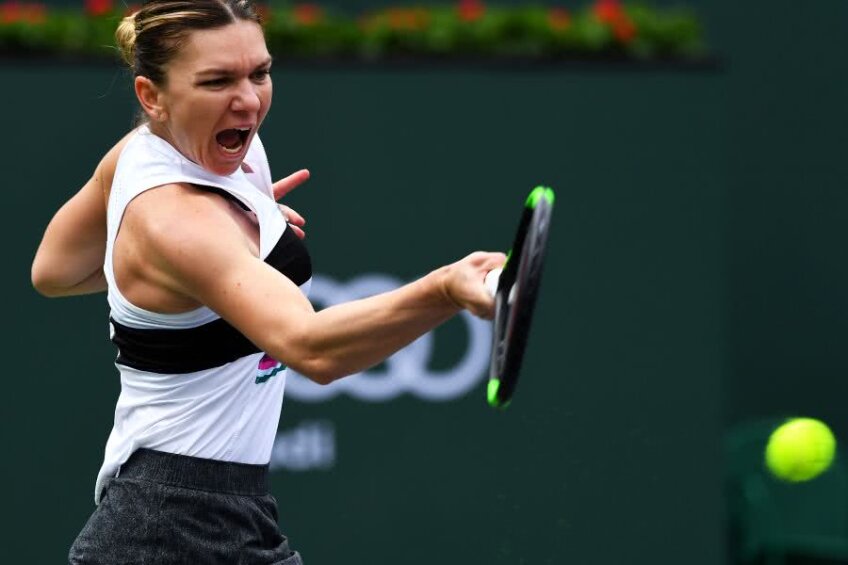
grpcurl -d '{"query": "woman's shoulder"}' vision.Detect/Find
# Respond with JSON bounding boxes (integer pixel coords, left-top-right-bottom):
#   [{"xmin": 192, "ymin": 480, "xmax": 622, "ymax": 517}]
[
  {"xmin": 95, "ymin": 128, "xmax": 140, "ymax": 199},
  {"xmin": 122, "ymin": 183, "xmax": 249, "ymax": 266}
]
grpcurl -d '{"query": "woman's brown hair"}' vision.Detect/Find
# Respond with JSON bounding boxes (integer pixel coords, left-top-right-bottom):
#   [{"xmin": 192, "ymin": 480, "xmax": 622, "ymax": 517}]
[{"xmin": 115, "ymin": 0, "xmax": 262, "ymax": 86}]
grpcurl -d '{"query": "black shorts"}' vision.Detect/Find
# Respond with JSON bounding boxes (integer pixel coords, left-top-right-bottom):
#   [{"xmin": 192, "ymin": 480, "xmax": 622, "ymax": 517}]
[{"xmin": 69, "ymin": 449, "xmax": 303, "ymax": 565}]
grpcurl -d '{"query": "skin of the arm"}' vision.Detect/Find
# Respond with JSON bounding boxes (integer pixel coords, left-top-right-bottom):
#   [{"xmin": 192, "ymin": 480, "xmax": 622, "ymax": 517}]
[
  {"xmin": 123, "ymin": 183, "xmax": 504, "ymax": 384},
  {"xmin": 31, "ymin": 132, "xmax": 308, "ymax": 298},
  {"xmin": 31, "ymin": 132, "xmax": 134, "ymax": 297}
]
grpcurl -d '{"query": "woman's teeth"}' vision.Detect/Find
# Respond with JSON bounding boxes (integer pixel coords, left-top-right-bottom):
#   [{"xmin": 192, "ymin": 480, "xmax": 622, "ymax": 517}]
[
  {"xmin": 216, "ymin": 128, "xmax": 250, "ymax": 154},
  {"xmin": 221, "ymin": 141, "xmax": 243, "ymax": 154}
]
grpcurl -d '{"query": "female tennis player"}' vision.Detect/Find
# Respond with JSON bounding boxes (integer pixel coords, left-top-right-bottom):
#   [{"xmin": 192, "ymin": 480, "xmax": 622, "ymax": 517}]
[{"xmin": 30, "ymin": 1, "xmax": 504, "ymax": 563}]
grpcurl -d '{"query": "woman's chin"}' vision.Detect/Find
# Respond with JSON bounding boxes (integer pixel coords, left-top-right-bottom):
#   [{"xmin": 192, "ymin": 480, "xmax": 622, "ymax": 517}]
[
  {"xmin": 205, "ymin": 148, "xmax": 247, "ymax": 175},
  {"xmin": 208, "ymin": 162, "xmax": 242, "ymax": 176}
]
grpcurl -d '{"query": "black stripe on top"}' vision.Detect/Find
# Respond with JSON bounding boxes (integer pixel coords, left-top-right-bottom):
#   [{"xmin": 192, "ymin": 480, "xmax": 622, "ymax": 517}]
[
  {"xmin": 112, "ymin": 226, "xmax": 312, "ymax": 374},
  {"xmin": 201, "ymin": 186, "xmax": 251, "ymax": 211}
]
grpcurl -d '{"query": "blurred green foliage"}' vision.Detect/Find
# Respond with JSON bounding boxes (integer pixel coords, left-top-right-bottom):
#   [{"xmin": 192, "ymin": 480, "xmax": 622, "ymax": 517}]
[{"xmin": 0, "ymin": 0, "xmax": 706, "ymax": 62}]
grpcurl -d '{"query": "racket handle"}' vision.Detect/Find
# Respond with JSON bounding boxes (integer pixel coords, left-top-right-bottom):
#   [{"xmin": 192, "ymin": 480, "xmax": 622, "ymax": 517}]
[{"xmin": 485, "ymin": 267, "xmax": 502, "ymax": 298}]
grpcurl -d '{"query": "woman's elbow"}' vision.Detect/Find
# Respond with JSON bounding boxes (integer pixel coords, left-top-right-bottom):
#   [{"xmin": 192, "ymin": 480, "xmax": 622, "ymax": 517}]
[
  {"xmin": 288, "ymin": 358, "xmax": 347, "ymax": 386},
  {"xmin": 31, "ymin": 262, "xmax": 62, "ymax": 297},
  {"xmin": 270, "ymin": 330, "xmax": 348, "ymax": 385}
]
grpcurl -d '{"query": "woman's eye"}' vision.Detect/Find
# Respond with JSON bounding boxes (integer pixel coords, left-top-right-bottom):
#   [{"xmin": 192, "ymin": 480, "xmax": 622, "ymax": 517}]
[
  {"xmin": 200, "ymin": 78, "xmax": 228, "ymax": 87},
  {"xmin": 251, "ymin": 70, "xmax": 271, "ymax": 82}
]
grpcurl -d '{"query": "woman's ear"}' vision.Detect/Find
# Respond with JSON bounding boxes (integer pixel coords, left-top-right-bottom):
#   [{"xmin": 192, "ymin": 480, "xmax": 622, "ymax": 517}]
[{"xmin": 135, "ymin": 76, "xmax": 166, "ymax": 122}]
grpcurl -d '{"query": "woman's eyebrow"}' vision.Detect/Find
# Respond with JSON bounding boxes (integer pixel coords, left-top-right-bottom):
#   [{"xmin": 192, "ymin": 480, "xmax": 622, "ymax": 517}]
[{"xmin": 195, "ymin": 57, "xmax": 274, "ymax": 77}]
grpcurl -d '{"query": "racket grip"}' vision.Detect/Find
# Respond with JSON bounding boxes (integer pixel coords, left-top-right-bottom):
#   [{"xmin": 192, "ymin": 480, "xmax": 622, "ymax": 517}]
[{"xmin": 485, "ymin": 267, "xmax": 502, "ymax": 298}]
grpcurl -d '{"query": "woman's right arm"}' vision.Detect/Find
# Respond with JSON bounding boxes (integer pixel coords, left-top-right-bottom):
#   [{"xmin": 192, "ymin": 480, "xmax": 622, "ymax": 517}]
[
  {"xmin": 126, "ymin": 183, "xmax": 505, "ymax": 384},
  {"xmin": 31, "ymin": 132, "xmax": 133, "ymax": 297}
]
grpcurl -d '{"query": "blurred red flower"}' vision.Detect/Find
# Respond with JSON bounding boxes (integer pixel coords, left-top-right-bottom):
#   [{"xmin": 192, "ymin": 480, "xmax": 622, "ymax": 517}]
[
  {"xmin": 593, "ymin": 0, "xmax": 636, "ymax": 43},
  {"xmin": 548, "ymin": 7, "xmax": 571, "ymax": 32},
  {"xmin": 85, "ymin": 0, "xmax": 112, "ymax": 17},
  {"xmin": 611, "ymin": 15, "xmax": 636, "ymax": 42},
  {"xmin": 1, "ymin": 1, "xmax": 22, "ymax": 24},
  {"xmin": 458, "ymin": 0, "xmax": 485, "ymax": 22},
  {"xmin": 593, "ymin": 0, "xmax": 623, "ymax": 23},
  {"xmin": 1, "ymin": 1, "xmax": 47, "ymax": 24},
  {"xmin": 292, "ymin": 3, "xmax": 323, "ymax": 26}
]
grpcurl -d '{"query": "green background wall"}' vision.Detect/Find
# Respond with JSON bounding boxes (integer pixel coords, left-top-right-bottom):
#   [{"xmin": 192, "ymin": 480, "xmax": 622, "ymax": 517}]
[{"xmin": 4, "ymin": 1, "xmax": 848, "ymax": 564}]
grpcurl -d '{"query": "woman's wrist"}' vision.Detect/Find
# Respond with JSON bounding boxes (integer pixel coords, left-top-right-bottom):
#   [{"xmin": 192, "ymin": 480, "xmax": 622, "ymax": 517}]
[{"xmin": 431, "ymin": 264, "xmax": 463, "ymax": 312}]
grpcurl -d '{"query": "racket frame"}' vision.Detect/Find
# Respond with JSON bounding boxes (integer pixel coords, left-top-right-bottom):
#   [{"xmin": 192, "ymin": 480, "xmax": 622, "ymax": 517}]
[{"xmin": 487, "ymin": 186, "xmax": 555, "ymax": 409}]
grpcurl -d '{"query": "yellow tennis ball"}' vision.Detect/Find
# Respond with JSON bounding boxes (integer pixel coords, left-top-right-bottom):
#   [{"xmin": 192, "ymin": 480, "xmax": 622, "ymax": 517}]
[{"xmin": 765, "ymin": 418, "xmax": 836, "ymax": 482}]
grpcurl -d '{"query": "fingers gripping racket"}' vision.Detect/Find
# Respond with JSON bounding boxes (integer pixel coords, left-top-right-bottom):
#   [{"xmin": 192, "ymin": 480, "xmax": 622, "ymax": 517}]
[{"xmin": 485, "ymin": 186, "xmax": 555, "ymax": 409}]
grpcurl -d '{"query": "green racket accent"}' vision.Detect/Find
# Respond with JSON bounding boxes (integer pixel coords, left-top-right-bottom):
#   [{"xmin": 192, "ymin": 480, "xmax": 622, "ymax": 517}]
[
  {"xmin": 487, "ymin": 379, "xmax": 510, "ymax": 408},
  {"xmin": 525, "ymin": 186, "xmax": 555, "ymax": 209},
  {"xmin": 487, "ymin": 379, "xmax": 501, "ymax": 405}
]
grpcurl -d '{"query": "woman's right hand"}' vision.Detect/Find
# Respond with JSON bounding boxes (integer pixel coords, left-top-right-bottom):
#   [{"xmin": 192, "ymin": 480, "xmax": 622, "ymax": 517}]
[{"xmin": 440, "ymin": 251, "xmax": 507, "ymax": 320}]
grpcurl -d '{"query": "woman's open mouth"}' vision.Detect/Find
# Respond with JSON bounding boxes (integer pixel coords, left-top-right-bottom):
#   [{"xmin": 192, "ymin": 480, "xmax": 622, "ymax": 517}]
[{"xmin": 215, "ymin": 127, "xmax": 251, "ymax": 155}]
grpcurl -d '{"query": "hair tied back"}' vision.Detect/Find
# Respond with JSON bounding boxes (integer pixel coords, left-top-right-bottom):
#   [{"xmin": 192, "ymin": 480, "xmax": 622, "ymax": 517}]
[{"xmin": 115, "ymin": 11, "xmax": 139, "ymax": 70}]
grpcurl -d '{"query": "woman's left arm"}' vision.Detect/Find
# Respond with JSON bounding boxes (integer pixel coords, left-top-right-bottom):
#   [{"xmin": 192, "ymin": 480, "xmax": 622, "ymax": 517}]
[
  {"xmin": 31, "ymin": 170, "xmax": 109, "ymax": 297},
  {"xmin": 31, "ymin": 133, "xmax": 132, "ymax": 297}
]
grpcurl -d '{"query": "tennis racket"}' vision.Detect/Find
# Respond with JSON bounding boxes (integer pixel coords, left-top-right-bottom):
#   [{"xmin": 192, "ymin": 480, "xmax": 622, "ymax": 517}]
[{"xmin": 485, "ymin": 186, "xmax": 555, "ymax": 409}]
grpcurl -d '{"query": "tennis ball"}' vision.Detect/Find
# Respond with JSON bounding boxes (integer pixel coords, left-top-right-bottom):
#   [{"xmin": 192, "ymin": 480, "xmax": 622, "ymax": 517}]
[{"xmin": 765, "ymin": 417, "xmax": 836, "ymax": 482}]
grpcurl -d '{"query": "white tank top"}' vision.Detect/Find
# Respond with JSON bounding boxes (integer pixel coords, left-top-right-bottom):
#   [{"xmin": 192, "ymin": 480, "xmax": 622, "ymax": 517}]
[{"xmin": 95, "ymin": 126, "xmax": 311, "ymax": 504}]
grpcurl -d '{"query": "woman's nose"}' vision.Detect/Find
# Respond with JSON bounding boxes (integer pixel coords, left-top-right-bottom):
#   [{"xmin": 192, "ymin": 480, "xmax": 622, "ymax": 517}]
[{"xmin": 232, "ymin": 80, "xmax": 261, "ymax": 113}]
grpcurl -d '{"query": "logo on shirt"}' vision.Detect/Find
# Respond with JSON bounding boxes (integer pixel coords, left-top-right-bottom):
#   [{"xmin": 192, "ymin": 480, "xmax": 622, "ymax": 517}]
[{"xmin": 256, "ymin": 354, "xmax": 286, "ymax": 384}]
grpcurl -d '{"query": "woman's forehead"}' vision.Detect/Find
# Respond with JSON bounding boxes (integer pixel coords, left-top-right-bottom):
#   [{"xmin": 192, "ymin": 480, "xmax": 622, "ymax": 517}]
[{"xmin": 176, "ymin": 21, "xmax": 269, "ymax": 71}]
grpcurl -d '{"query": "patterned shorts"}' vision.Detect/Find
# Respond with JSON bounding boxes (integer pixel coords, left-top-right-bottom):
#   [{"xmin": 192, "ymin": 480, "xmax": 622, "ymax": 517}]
[{"xmin": 69, "ymin": 449, "xmax": 303, "ymax": 565}]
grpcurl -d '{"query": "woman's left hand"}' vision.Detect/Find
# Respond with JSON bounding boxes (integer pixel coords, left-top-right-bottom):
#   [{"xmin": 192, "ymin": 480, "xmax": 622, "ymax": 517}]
[
  {"xmin": 272, "ymin": 169, "xmax": 310, "ymax": 239},
  {"xmin": 279, "ymin": 204, "xmax": 306, "ymax": 239}
]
